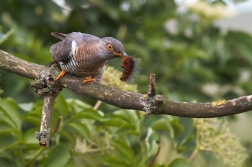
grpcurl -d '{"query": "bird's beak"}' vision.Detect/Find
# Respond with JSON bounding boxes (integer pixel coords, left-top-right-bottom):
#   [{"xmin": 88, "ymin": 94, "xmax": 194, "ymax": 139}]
[{"xmin": 113, "ymin": 51, "xmax": 128, "ymax": 57}]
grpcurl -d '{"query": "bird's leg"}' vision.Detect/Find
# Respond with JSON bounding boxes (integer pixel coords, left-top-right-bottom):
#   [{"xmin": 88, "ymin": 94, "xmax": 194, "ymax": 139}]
[
  {"xmin": 83, "ymin": 77, "xmax": 96, "ymax": 83},
  {"xmin": 55, "ymin": 70, "xmax": 66, "ymax": 80}
]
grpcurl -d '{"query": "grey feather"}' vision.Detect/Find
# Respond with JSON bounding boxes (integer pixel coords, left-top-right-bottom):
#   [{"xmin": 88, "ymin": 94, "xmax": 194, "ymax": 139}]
[{"xmin": 50, "ymin": 32, "xmax": 100, "ymax": 63}]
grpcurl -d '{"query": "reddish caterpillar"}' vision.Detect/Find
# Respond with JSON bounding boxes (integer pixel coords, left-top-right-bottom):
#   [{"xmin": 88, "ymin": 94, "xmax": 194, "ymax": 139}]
[{"xmin": 120, "ymin": 56, "xmax": 138, "ymax": 82}]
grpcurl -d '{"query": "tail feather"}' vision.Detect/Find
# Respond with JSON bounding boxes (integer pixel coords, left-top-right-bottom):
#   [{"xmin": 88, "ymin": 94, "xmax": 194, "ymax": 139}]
[{"xmin": 51, "ymin": 32, "xmax": 67, "ymax": 40}]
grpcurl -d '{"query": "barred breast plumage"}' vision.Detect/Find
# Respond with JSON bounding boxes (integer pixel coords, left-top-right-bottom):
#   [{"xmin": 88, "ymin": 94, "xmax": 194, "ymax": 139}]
[{"xmin": 50, "ymin": 32, "xmax": 128, "ymax": 83}]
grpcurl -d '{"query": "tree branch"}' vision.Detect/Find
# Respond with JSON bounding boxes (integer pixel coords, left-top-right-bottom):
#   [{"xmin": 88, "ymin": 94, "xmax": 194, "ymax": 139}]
[
  {"xmin": 1, "ymin": 49, "xmax": 252, "ymax": 118},
  {"xmin": 31, "ymin": 66, "xmax": 62, "ymax": 147}
]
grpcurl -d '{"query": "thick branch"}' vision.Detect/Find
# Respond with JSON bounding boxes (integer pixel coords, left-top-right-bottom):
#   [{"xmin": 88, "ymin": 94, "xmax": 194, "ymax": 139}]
[
  {"xmin": 0, "ymin": 50, "xmax": 48, "ymax": 79},
  {"xmin": 1, "ymin": 49, "xmax": 252, "ymax": 118}
]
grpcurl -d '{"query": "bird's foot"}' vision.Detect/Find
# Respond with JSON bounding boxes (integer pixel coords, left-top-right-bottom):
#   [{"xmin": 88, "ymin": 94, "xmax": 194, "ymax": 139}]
[
  {"xmin": 83, "ymin": 77, "xmax": 96, "ymax": 83},
  {"xmin": 55, "ymin": 70, "xmax": 66, "ymax": 80}
]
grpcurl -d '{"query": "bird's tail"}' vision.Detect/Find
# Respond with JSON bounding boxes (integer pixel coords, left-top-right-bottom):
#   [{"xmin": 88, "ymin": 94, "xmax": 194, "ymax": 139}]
[{"xmin": 51, "ymin": 32, "xmax": 67, "ymax": 40}]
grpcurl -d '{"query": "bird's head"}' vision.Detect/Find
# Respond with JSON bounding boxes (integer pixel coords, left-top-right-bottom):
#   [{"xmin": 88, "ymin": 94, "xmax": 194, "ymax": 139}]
[{"xmin": 98, "ymin": 37, "xmax": 128, "ymax": 59}]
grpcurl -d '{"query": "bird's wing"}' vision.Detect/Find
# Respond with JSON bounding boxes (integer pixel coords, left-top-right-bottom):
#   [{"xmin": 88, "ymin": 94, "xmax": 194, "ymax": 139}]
[{"xmin": 50, "ymin": 32, "xmax": 100, "ymax": 63}]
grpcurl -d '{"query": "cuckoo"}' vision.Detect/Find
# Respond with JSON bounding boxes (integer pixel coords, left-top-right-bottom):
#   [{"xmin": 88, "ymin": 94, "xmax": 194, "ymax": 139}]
[{"xmin": 50, "ymin": 32, "xmax": 136, "ymax": 83}]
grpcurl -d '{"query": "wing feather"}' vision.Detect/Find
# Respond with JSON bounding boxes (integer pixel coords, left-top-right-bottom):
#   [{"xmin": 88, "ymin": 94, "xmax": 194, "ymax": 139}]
[{"xmin": 50, "ymin": 32, "xmax": 100, "ymax": 63}]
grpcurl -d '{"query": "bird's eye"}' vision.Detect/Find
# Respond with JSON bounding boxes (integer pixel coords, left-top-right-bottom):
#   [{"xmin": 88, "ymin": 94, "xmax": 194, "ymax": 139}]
[{"xmin": 106, "ymin": 44, "xmax": 113, "ymax": 51}]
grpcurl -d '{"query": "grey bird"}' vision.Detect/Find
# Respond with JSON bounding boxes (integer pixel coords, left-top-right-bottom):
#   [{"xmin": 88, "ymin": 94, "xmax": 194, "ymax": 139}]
[{"xmin": 50, "ymin": 32, "xmax": 128, "ymax": 83}]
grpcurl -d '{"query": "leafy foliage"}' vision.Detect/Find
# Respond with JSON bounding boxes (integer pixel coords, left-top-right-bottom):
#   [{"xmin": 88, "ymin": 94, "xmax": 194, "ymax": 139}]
[
  {"xmin": 0, "ymin": 96, "xmax": 181, "ymax": 167},
  {"xmin": 169, "ymin": 158, "xmax": 195, "ymax": 167}
]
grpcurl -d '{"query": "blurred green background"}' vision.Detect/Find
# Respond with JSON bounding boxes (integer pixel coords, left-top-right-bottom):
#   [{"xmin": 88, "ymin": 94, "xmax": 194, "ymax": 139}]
[{"xmin": 1, "ymin": 0, "xmax": 252, "ymax": 166}]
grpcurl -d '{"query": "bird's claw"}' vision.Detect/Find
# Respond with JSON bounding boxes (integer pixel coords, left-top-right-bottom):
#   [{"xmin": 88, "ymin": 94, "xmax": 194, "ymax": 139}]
[
  {"xmin": 83, "ymin": 77, "xmax": 96, "ymax": 83},
  {"xmin": 55, "ymin": 70, "xmax": 66, "ymax": 80}
]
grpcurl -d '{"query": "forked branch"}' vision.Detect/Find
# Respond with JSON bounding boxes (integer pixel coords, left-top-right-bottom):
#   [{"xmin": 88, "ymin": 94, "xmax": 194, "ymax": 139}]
[{"xmin": 1, "ymin": 49, "xmax": 252, "ymax": 118}]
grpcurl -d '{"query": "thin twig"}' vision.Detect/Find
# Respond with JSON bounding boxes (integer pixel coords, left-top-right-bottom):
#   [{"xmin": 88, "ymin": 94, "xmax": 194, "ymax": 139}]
[
  {"xmin": 188, "ymin": 148, "xmax": 199, "ymax": 162},
  {"xmin": 52, "ymin": 116, "xmax": 63, "ymax": 135},
  {"xmin": 93, "ymin": 101, "xmax": 102, "ymax": 110},
  {"xmin": 24, "ymin": 147, "xmax": 45, "ymax": 167},
  {"xmin": 188, "ymin": 127, "xmax": 199, "ymax": 162},
  {"xmin": 144, "ymin": 74, "xmax": 162, "ymax": 115},
  {"xmin": 32, "ymin": 66, "xmax": 62, "ymax": 147},
  {"xmin": 148, "ymin": 73, "xmax": 157, "ymax": 96},
  {"xmin": 25, "ymin": 116, "xmax": 63, "ymax": 167},
  {"xmin": 35, "ymin": 96, "xmax": 56, "ymax": 147},
  {"xmin": 40, "ymin": 96, "xmax": 55, "ymax": 131},
  {"xmin": 148, "ymin": 142, "xmax": 162, "ymax": 167}
]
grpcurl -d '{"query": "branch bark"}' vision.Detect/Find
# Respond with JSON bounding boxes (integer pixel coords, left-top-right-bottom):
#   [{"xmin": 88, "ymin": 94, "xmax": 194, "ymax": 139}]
[
  {"xmin": 31, "ymin": 65, "xmax": 62, "ymax": 147},
  {"xmin": 1, "ymin": 49, "xmax": 252, "ymax": 118}
]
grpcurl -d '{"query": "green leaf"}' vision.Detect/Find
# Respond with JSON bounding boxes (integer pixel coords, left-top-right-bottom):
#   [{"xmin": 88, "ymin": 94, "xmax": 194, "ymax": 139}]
[
  {"xmin": 176, "ymin": 135, "xmax": 195, "ymax": 152},
  {"xmin": 111, "ymin": 139, "xmax": 135, "ymax": 165},
  {"xmin": 22, "ymin": 115, "xmax": 41, "ymax": 126},
  {"xmin": 169, "ymin": 158, "xmax": 195, "ymax": 167},
  {"xmin": 58, "ymin": 130, "xmax": 76, "ymax": 146},
  {"xmin": 67, "ymin": 122, "xmax": 92, "ymax": 143},
  {"xmin": 103, "ymin": 155, "xmax": 130, "ymax": 167},
  {"xmin": 0, "ymin": 122, "xmax": 17, "ymax": 134},
  {"xmin": 0, "ymin": 115, "xmax": 17, "ymax": 130},
  {"xmin": 55, "ymin": 93, "xmax": 69, "ymax": 118},
  {"xmin": 113, "ymin": 109, "xmax": 139, "ymax": 123},
  {"xmin": 0, "ymin": 28, "xmax": 14, "ymax": 44},
  {"xmin": 116, "ymin": 123, "xmax": 138, "ymax": 135},
  {"xmin": 22, "ymin": 106, "xmax": 42, "ymax": 126},
  {"xmin": 67, "ymin": 108, "xmax": 102, "ymax": 122},
  {"xmin": 170, "ymin": 118, "xmax": 184, "ymax": 135},
  {"xmin": 0, "ymin": 98, "xmax": 21, "ymax": 129},
  {"xmin": 31, "ymin": 99, "xmax": 44, "ymax": 111},
  {"xmin": 23, "ymin": 128, "xmax": 40, "ymax": 145},
  {"xmin": 144, "ymin": 128, "xmax": 160, "ymax": 153},
  {"xmin": 151, "ymin": 119, "xmax": 175, "ymax": 138},
  {"xmin": 96, "ymin": 117, "xmax": 127, "ymax": 127},
  {"xmin": 44, "ymin": 144, "xmax": 71, "ymax": 167},
  {"xmin": 18, "ymin": 102, "xmax": 33, "ymax": 112},
  {"xmin": 0, "ymin": 134, "xmax": 17, "ymax": 152},
  {"xmin": 66, "ymin": 99, "xmax": 92, "ymax": 112},
  {"xmin": 0, "ymin": 151, "xmax": 15, "ymax": 167}
]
